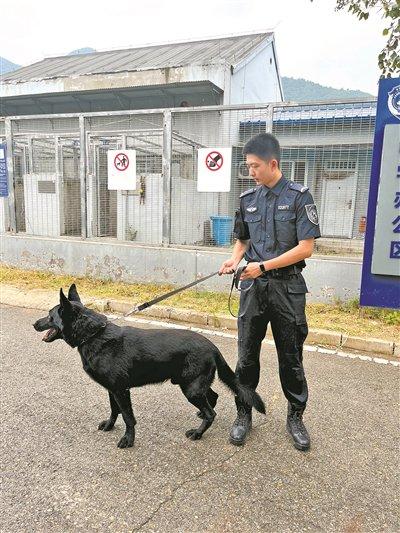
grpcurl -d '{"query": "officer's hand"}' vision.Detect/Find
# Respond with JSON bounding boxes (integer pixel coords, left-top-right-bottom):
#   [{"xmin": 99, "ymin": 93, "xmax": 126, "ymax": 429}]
[
  {"xmin": 240, "ymin": 262, "xmax": 263, "ymax": 280},
  {"xmin": 218, "ymin": 259, "xmax": 238, "ymax": 275}
]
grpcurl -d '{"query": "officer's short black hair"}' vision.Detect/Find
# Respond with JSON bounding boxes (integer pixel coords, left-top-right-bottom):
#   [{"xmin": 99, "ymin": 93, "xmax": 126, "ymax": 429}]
[{"xmin": 243, "ymin": 133, "xmax": 280, "ymax": 164}]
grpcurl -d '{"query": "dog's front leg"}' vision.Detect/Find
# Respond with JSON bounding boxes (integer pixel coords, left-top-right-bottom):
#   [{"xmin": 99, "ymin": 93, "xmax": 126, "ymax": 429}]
[
  {"xmin": 113, "ymin": 389, "xmax": 136, "ymax": 449},
  {"xmin": 98, "ymin": 391, "xmax": 120, "ymax": 432}
]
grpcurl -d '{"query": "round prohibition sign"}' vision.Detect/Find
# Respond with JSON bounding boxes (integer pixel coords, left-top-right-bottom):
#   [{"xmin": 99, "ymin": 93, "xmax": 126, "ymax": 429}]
[
  {"xmin": 205, "ymin": 151, "xmax": 223, "ymax": 171},
  {"xmin": 114, "ymin": 152, "xmax": 130, "ymax": 171}
]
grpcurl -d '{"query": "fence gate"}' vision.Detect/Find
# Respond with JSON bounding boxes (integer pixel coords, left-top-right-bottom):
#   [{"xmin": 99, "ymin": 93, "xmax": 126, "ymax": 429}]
[
  {"xmin": 87, "ymin": 135, "xmax": 122, "ymax": 238},
  {"xmin": 11, "ymin": 135, "xmax": 81, "ymax": 237}
]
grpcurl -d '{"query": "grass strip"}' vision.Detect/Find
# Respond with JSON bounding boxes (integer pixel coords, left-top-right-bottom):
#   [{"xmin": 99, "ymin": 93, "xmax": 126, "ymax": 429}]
[{"xmin": 1, "ymin": 265, "xmax": 399, "ymax": 341}]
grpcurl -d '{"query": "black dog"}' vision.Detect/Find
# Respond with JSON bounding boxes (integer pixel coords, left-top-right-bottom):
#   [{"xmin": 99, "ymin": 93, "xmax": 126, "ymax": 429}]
[{"xmin": 33, "ymin": 284, "xmax": 265, "ymax": 448}]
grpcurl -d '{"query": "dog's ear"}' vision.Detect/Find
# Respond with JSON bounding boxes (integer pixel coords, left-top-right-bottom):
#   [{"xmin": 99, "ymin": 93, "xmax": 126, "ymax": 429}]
[
  {"xmin": 68, "ymin": 283, "xmax": 81, "ymax": 303},
  {"xmin": 60, "ymin": 288, "xmax": 73, "ymax": 315}
]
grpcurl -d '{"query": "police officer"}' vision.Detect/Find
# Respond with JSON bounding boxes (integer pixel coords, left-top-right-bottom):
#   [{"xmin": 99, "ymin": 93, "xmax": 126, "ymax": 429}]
[{"xmin": 219, "ymin": 133, "xmax": 321, "ymax": 451}]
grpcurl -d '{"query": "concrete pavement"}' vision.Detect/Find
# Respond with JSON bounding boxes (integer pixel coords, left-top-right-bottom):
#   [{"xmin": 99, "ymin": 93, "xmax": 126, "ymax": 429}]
[{"xmin": 1, "ymin": 303, "xmax": 399, "ymax": 532}]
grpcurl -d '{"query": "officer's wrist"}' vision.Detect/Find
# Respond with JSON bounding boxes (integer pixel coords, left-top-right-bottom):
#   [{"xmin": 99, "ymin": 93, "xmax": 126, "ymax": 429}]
[
  {"xmin": 259, "ymin": 261, "xmax": 271, "ymax": 272},
  {"xmin": 258, "ymin": 261, "xmax": 267, "ymax": 273}
]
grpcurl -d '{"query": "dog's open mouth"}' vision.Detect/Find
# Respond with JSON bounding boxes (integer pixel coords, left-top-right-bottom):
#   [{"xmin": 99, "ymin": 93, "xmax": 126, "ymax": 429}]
[{"xmin": 43, "ymin": 328, "xmax": 59, "ymax": 342}]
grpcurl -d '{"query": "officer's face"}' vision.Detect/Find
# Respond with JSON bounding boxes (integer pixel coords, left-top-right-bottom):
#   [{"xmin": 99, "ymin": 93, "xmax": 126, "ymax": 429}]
[{"xmin": 246, "ymin": 154, "xmax": 279, "ymax": 185}]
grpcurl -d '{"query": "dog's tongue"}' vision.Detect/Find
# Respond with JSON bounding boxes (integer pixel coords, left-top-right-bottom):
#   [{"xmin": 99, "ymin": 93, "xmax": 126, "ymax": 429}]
[{"xmin": 43, "ymin": 328, "xmax": 56, "ymax": 341}]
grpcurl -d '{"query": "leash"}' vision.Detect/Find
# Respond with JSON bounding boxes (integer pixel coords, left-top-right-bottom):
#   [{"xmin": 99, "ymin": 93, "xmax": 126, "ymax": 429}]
[
  {"xmin": 124, "ymin": 271, "xmax": 220, "ymax": 317},
  {"xmin": 228, "ymin": 266, "xmax": 254, "ymax": 318},
  {"xmin": 124, "ymin": 266, "xmax": 254, "ymax": 319}
]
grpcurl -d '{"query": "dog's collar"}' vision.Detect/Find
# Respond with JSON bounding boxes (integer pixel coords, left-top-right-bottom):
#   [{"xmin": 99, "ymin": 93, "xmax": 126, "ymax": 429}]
[{"xmin": 77, "ymin": 324, "xmax": 107, "ymax": 348}]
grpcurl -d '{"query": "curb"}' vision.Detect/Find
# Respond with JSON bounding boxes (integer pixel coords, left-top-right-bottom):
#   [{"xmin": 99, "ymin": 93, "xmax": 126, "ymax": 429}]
[
  {"xmin": 105, "ymin": 299, "xmax": 398, "ymax": 358},
  {"xmin": 0, "ymin": 285, "xmax": 398, "ymax": 358}
]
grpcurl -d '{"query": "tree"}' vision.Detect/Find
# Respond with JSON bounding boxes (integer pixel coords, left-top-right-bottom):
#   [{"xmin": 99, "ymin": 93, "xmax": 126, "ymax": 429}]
[{"xmin": 314, "ymin": 1, "xmax": 400, "ymax": 77}]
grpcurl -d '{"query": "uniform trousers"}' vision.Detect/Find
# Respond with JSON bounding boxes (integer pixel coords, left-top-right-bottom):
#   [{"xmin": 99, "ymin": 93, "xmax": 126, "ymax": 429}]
[{"xmin": 236, "ymin": 272, "xmax": 309, "ymax": 409}]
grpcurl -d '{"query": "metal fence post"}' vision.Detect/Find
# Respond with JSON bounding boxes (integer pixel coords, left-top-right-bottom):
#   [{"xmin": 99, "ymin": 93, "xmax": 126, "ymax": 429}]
[
  {"xmin": 162, "ymin": 109, "xmax": 172, "ymax": 245},
  {"xmin": 79, "ymin": 115, "xmax": 88, "ymax": 239},
  {"xmin": 265, "ymin": 104, "xmax": 273, "ymax": 133},
  {"xmin": 5, "ymin": 118, "xmax": 17, "ymax": 233}
]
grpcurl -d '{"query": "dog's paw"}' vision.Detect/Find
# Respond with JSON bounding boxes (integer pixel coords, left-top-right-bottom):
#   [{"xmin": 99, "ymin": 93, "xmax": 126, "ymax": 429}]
[
  {"xmin": 117, "ymin": 434, "xmax": 134, "ymax": 448},
  {"xmin": 98, "ymin": 419, "xmax": 115, "ymax": 431},
  {"xmin": 185, "ymin": 429, "xmax": 202, "ymax": 440}
]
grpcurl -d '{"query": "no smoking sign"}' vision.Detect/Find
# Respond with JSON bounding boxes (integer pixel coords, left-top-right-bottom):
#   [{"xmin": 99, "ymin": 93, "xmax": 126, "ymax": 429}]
[{"xmin": 198, "ymin": 147, "xmax": 232, "ymax": 192}]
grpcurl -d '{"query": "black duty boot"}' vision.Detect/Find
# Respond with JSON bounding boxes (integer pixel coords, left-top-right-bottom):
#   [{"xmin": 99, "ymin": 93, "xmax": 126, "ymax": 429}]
[
  {"xmin": 229, "ymin": 406, "xmax": 252, "ymax": 446},
  {"xmin": 286, "ymin": 403, "xmax": 310, "ymax": 451}
]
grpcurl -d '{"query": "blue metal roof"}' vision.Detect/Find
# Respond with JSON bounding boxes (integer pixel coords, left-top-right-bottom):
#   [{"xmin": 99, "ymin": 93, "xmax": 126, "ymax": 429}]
[{"xmin": 240, "ymin": 102, "xmax": 376, "ymax": 126}]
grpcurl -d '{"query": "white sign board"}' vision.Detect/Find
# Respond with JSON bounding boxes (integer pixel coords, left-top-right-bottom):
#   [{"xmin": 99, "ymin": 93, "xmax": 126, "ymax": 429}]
[
  {"xmin": 371, "ymin": 124, "xmax": 400, "ymax": 276},
  {"xmin": 107, "ymin": 150, "xmax": 136, "ymax": 190},
  {"xmin": 197, "ymin": 147, "xmax": 232, "ymax": 192}
]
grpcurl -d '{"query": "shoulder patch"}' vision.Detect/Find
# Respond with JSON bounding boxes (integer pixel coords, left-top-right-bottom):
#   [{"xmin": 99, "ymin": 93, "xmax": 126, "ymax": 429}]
[
  {"xmin": 305, "ymin": 204, "xmax": 319, "ymax": 225},
  {"xmin": 240, "ymin": 187, "xmax": 257, "ymax": 198},
  {"xmin": 289, "ymin": 182, "xmax": 309, "ymax": 194}
]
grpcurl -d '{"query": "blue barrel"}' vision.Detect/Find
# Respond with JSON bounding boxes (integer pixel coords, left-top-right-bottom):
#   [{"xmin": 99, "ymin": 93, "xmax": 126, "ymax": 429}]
[{"xmin": 210, "ymin": 215, "xmax": 233, "ymax": 246}]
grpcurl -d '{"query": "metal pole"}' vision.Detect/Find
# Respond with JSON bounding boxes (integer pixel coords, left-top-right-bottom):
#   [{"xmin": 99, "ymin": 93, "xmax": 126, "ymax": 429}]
[
  {"xmin": 265, "ymin": 104, "xmax": 274, "ymax": 133},
  {"xmin": 5, "ymin": 118, "xmax": 17, "ymax": 233},
  {"xmin": 162, "ymin": 109, "xmax": 172, "ymax": 245},
  {"xmin": 79, "ymin": 115, "xmax": 87, "ymax": 239}
]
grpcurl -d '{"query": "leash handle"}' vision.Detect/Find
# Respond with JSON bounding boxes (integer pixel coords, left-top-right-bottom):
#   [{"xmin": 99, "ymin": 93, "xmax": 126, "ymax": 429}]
[{"xmin": 228, "ymin": 266, "xmax": 255, "ymax": 318}]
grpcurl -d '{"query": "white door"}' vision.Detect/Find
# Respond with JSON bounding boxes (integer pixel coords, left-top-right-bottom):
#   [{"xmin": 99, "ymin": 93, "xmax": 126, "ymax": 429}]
[
  {"xmin": 23, "ymin": 173, "xmax": 60, "ymax": 236},
  {"xmin": 321, "ymin": 174, "xmax": 356, "ymax": 238}
]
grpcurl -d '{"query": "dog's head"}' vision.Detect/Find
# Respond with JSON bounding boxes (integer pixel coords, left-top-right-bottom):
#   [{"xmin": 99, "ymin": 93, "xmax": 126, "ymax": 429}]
[
  {"xmin": 33, "ymin": 284, "xmax": 82, "ymax": 343},
  {"xmin": 33, "ymin": 283, "xmax": 107, "ymax": 348}
]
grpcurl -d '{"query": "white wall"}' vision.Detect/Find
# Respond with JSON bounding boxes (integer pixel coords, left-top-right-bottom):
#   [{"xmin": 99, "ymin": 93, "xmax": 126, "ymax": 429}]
[
  {"xmin": 117, "ymin": 174, "xmax": 163, "ymax": 244},
  {"xmin": 116, "ymin": 175, "xmax": 221, "ymax": 246},
  {"xmin": 23, "ymin": 174, "xmax": 61, "ymax": 237},
  {"xmin": 230, "ymin": 41, "xmax": 282, "ymax": 104},
  {"xmin": 170, "ymin": 177, "xmax": 220, "ymax": 245}
]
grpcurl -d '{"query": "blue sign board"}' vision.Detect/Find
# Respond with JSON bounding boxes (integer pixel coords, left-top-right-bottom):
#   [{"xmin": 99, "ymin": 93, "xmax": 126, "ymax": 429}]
[
  {"xmin": 0, "ymin": 143, "xmax": 8, "ymax": 197},
  {"xmin": 360, "ymin": 78, "xmax": 400, "ymax": 309}
]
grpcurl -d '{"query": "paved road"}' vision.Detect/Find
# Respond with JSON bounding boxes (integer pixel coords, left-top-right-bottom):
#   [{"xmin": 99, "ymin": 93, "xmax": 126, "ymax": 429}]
[{"xmin": 1, "ymin": 304, "xmax": 399, "ymax": 532}]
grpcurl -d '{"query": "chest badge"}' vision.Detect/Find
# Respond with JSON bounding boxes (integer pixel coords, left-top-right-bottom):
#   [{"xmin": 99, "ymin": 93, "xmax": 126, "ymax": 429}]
[
  {"xmin": 246, "ymin": 206, "xmax": 257, "ymax": 212},
  {"xmin": 277, "ymin": 205, "xmax": 290, "ymax": 210}
]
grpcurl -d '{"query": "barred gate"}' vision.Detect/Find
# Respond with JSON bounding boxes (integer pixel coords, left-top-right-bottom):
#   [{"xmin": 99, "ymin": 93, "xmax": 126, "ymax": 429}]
[
  {"xmin": 1, "ymin": 100, "xmax": 376, "ymax": 248},
  {"xmin": 86, "ymin": 113, "xmax": 164, "ymax": 243}
]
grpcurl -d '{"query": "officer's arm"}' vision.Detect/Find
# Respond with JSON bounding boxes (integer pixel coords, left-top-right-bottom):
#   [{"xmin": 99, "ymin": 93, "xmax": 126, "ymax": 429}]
[
  {"xmin": 232, "ymin": 238, "xmax": 250, "ymax": 264},
  {"xmin": 260, "ymin": 191, "xmax": 320, "ymax": 271},
  {"xmin": 232, "ymin": 205, "xmax": 250, "ymax": 264},
  {"xmin": 219, "ymin": 239, "xmax": 250, "ymax": 274},
  {"xmin": 219, "ymin": 207, "xmax": 250, "ymax": 274},
  {"xmin": 260, "ymin": 239, "xmax": 315, "ymax": 271}
]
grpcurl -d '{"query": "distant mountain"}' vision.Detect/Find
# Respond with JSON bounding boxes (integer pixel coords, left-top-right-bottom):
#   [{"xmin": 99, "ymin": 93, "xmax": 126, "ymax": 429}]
[
  {"xmin": 0, "ymin": 57, "xmax": 21, "ymax": 75},
  {"xmin": 68, "ymin": 47, "xmax": 97, "ymax": 55},
  {"xmin": 281, "ymin": 76, "xmax": 375, "ymax": 101}
]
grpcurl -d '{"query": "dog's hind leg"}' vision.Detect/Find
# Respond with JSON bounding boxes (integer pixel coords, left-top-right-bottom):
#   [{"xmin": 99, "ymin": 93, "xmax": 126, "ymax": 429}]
[
  {"xmin": 197, "ymin": 388, "xmax": 219, "ymax": 419},
  {"xmin": 98, "ymin": 391, "xmax": 120, "ymax": 432},
  {"xmin": 112, "ymin": 389, "xmax": 136, "ymax": 449},
  {"xmin": 181, "ymin": 380, "xmax": 216, "ymax": 440}
]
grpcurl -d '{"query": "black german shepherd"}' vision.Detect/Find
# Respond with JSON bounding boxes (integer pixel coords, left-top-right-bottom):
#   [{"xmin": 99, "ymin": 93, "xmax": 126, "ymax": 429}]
[{"xmin": 33, "ymin": 284, "xmax": 265, "ymax": 448}]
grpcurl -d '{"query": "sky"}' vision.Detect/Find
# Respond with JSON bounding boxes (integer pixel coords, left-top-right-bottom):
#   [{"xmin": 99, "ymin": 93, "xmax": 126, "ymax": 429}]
[{"xmin": 1, "ymin": 0, "xmax": 387, "ymax": 95}]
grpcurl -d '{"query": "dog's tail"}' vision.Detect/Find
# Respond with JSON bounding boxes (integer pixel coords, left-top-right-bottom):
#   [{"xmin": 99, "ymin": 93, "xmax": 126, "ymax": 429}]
[{"xmin": 214, "ymin": 350, "xmax": 265, "ymax": 414}]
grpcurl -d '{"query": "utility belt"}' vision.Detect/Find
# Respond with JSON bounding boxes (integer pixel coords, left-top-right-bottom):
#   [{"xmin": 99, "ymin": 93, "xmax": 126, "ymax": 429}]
[
  {"xmin": 228, "ymin": 264, "xmax": 303, "ymax": 317},
  {"xmin": 259, "ymin": 264, "xmax": 303, "ymax": 280}
]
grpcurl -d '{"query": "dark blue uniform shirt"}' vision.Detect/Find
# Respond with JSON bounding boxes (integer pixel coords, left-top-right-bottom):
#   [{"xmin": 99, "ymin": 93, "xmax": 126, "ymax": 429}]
[{"xmin": 233, "ymin": 176, "xmax": 321, "ymax": 265}]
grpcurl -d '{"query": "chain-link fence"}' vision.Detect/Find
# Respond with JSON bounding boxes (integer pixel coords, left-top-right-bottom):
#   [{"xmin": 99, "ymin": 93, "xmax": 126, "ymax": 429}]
[{"xmin": 1, "ymin": 100, "xmax": 376, "ymax": 249}]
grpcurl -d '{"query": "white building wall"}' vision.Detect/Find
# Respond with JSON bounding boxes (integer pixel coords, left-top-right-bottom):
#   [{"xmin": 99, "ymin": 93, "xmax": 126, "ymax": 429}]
[{"xmin": 230, "ymin": 41, "xmax": 282, "ymax": 104}]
